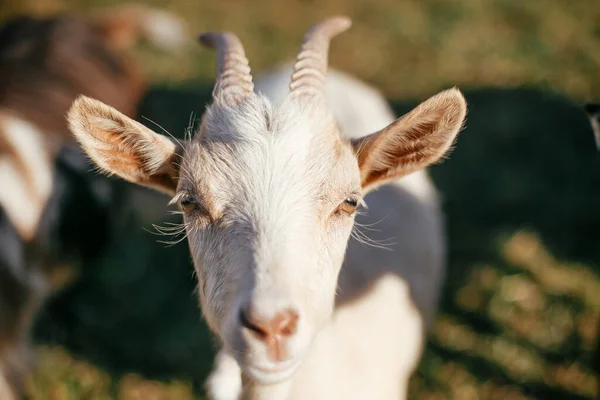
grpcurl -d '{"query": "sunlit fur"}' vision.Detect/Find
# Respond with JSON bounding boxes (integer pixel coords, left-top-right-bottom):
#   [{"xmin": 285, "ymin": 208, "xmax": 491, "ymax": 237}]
[
  {"xmin": 178, "ymin": 94, "xmax": 361, "ymax": 378},
  {"xmin": 0, "ymin": 115, "xmax": 53, "ymax": 241},
  {"xmin": 68, "ymin": 64, "xmax": 466, "ymax": 400}
]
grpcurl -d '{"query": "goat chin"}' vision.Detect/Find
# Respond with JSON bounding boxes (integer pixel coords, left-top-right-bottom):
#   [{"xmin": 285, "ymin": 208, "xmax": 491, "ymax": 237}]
[
  {"xmin": 205, "ymin": 350, "xmax": 242, "ymax": 400},
  {"xmin": 242, "ymin": 359, "xmax": 300, "ymax": 385}
]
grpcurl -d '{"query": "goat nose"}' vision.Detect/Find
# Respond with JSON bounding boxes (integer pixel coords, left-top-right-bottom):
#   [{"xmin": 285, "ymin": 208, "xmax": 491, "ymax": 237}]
[{"xmin": 239, "ymin": 306, "xmax": 299, "ymax": 340}]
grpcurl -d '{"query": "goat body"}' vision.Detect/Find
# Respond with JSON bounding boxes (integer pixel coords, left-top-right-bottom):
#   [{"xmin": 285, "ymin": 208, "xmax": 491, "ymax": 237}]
[{"xmin": 0, "ymin": 5, "xmax": 186, "ymax": 398}]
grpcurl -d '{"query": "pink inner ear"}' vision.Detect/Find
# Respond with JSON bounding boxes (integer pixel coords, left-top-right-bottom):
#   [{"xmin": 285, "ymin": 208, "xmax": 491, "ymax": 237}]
[
  {"xmin": 353, "ymin": 119, "xmax": 447, "ymax": 188},
  {"xmin": 353, "ymin": 90, "xmax": 466, "ymax": 190},
  {"xmin": 69, "ymin": 96, "xmax": 182, "ymax": 195}
]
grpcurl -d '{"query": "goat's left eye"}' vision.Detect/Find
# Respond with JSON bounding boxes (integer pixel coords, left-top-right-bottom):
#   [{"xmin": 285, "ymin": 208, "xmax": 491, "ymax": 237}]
[{"xmin": 338, "ymin": 198, "xmax": 358, "ymax": 215}]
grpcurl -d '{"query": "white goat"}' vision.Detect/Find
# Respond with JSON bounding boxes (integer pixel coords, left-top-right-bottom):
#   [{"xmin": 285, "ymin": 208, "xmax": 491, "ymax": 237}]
[{"xmin": 67, "ymin": 16, "xmax": 467, "ymax": 400}]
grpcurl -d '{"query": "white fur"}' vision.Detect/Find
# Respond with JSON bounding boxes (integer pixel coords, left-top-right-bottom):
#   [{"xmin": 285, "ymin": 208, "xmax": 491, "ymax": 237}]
[
  {"xmin": 199, "ymin": 66, "xmax": 447, "ymax": 399},
  {"xmin": 255, "ymin": 64, "xmax": 441, "ymax": 204},
  {"xmin": 205, "ymin": 350, "xmax": 243, "ymax": 400},
  {"xmin": 180, "ymin": 96, "xmax": 357, "ymax": 384},
  {"xmin": 0, "ymin": 115, "xmax": 54, "ymax": 240}
]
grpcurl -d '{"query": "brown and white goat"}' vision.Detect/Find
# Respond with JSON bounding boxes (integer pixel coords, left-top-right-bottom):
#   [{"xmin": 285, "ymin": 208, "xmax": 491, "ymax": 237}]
[
  {"xmin": 0, "ymin": 5, "xmax": 186, "ymax": 399},
  {"xmin": 68, "ymin": 17, "xmax": 467, "ymax": 399}
]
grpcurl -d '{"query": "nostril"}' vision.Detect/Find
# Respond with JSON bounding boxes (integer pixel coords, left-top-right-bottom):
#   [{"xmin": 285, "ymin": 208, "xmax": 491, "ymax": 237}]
[
  {"xmin": 239, "ymin": 306, "xmax": 299, "ymax": 340},
  {"xmin": 277, "ymin": 310, "xmax": 299, "ymax": 337},
  {"xmin": 239, "ymin": 308, "xmax": 268, "ymax": 338}
]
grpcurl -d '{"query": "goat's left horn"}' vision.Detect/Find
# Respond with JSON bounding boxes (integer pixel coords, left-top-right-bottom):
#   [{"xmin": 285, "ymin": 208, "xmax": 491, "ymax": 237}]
[
  {"xmin": 289, "ymin": 16, "xmax": 351, "ymax": 100},
  {"xmin": 199, "ymin": 32, "xmax": 254, "ymax": 105}
]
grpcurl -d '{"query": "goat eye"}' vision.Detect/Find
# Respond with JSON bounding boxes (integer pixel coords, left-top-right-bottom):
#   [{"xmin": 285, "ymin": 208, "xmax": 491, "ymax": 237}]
[
  {"xmin": 339, "ymin": 198, "xmax": 358, "ymax": 215},
  {"xmin": 179, "ymin": 195, "xmax": 199, "ymax": 212}
]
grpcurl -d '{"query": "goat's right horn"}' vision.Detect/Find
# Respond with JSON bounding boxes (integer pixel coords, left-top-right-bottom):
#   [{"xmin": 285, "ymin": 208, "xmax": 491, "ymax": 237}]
[
  {"xmin": 289, "ymin": 16, "xmax": 351, "ymax": 100},
  {"xmin": 199, "ymin": 32, "xmax": 254, "ymax": 105}
]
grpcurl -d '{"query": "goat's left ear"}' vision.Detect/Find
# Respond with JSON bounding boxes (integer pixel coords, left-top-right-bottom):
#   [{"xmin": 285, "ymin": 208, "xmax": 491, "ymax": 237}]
[
  {"xmin": 67, "ymin": 96, "xmax": 182, "ymax": 195},
  {"xmin": 352, "ymin": 88, "xmax": 467, "ymax": 193}
]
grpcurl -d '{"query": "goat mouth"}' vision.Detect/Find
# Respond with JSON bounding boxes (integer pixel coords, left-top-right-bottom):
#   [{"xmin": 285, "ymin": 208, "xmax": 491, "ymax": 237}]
[{"xmin": 244, "ymin": 360, "xmax": 300, "ymax": 384}]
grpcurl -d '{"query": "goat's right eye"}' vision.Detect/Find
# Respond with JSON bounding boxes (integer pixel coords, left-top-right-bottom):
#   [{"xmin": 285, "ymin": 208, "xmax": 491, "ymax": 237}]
[{"xmin": 179, "ymin": 195, "xmax": 199, "ymax": 212}]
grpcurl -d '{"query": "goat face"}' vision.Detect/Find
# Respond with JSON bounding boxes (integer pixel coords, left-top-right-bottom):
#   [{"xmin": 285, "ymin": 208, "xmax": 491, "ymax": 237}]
[
  {"xmin": 179, "ymin": 97, "xmax": 360, "ymax": 382},
  {"xmin": 68, "ymin": 16, "xmax": 467, "ymax": 384}
]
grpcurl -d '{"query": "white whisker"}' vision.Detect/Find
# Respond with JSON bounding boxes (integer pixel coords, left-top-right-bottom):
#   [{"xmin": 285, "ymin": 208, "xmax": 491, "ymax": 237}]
[
  {"xmin": 351, "ymin": 224, "xmax": 396, "ymax": 250},
  {"xmin": 140, "ymin": 115, "xmax": 183, "ymax": 148}
]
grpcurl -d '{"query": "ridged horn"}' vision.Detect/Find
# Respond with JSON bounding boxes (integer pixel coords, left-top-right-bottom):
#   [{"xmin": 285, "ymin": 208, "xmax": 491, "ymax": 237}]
[
  {"xmin": 289, "ymin": 16, "xmax": 351, "ymax": 99},
  {"xmin": 199, "ymin": 32, "xmax": 254, "ymax": 105}
]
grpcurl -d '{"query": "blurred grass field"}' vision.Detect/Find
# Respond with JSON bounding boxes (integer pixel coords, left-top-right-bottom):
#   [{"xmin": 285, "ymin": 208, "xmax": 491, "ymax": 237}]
[{"xmin": 2, "ymin": 0, "xmax": 600, "ymax": 399}]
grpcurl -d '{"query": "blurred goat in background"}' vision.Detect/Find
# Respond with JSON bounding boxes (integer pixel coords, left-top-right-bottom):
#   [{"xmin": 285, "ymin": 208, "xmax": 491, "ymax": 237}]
[
  {"xmin": 0, "ymin": 4, "xmax": 186, "ymax": 399},
  {"xmin": 585, "ymin": 102, "xmax": 600, "ymax": 398}
]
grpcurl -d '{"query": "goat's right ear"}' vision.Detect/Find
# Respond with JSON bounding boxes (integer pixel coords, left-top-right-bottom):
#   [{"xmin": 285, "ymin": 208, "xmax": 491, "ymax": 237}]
[{"xmin": 67, "ymin": 96, "xmax": 182, "ymax": 195}]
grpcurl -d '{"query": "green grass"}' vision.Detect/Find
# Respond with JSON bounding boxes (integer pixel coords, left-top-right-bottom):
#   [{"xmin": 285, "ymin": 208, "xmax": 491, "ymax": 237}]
[
  {"xmin": 3, "ymin": 0, "xmax": 600, "ymax": 101},
  {"xmin": 2, "ymin": 0, "xmax": 600, "ymax": 398}
]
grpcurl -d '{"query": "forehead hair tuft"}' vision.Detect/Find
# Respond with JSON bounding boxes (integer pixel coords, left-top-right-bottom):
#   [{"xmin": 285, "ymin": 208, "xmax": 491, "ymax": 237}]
[{"xmin": 196, "ymin": 93, "xmax": 339, "ymax": 146}]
